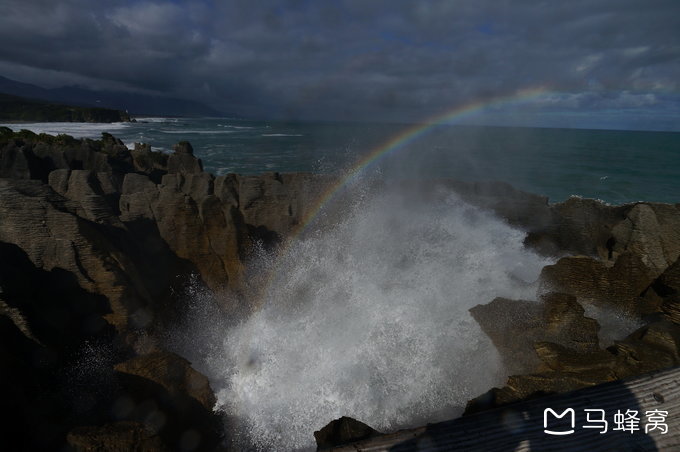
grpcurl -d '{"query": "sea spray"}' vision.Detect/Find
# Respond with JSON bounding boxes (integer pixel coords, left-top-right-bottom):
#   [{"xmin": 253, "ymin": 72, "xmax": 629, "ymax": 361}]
[{"xmin": 172, "ymin": 186, "xmax": 553, "ymax": 450}]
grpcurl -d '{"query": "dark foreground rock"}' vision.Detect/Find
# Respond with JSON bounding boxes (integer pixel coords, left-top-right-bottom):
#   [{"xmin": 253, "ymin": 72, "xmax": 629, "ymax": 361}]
[
  {"xmin": 319, "ymin": 366, "xmax": 680, "ymax": 451},
  {"xmin": 67, "ymin": 422, "xmax": 167, "ymax": 452},
  {"xmin": 451, "ymin": 177, "xmax": 680, "ymax": 418},
  {"xmin": 468, "ymin": 247, "xmax": 680, "ymax": 415},
  {"xmin": 314, "ymin": 416, "xmax": 382, "ymax": 450},
  {"xmin": 310, "ymin": 175, "xmax": 680, "ymax": 444},
  {"xmin": 0, "ymin": 130, "xmax": 331, "ymax": 450},
  {"xmin": 469, "ymin": 293, "xmax": 600, "ymax": 375}
]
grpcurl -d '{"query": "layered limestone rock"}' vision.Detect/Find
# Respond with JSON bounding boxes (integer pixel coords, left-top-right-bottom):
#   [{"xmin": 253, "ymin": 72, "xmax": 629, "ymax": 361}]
[
  {"xmin": 67, "ymin": 422, "xmax": 167, "ymax": 452},
  {"xmin": 657, "ymin": 260, "xmax": 680, "ymax": 324},
  {"xmin": 539, "ymin": 253, "xmax": 660, "ymax": 315},
  {"xmin": 0, "ymin": 130, "xmax": 336, "ymax": 450},
  {"xmin": 1, "ymin": 130, "xmax": 333, "ymax": 329},
  {"xmin": 314, "ymin": 417, "xmax": 382, "ymax": 450},
  {"xmin": 462, "ymin": 186, "xmax": 680, "ymax": 415},
  {"xmin": 114, "ymin": 351, "xmax": 217, "ymax": 412},
  {"xmin": 469, "ymin": 293, "xmax": 600, "ymax": 374},
  {"xmin": 469, "ymin": 252, "xmax": 680, "ymax": 414},
  {"xmin": 466, "ymin": 316, "xmax": 680, "ymax": 414}
]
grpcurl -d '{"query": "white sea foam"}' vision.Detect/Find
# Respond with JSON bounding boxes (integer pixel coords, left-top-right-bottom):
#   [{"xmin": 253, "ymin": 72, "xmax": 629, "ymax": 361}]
[
  {"xmin": 124, "ymin": 142, "xmax": 169, "ymax": 153},
  {"xmin": 160, "ymin": 129, "xmax": 236, "ymax": 134},
  {"xmin": 221, "ymin": 124, "xmax": 256, "ymax": 129},
  {"xmin": 0, "ymin": 122, "xmax": 130, "ymax": 138},
  {"xmin": 135, "ymin": 117, "xmax": 179, "ymax": 123},
  {"xmin": 261, "ymin": 133, "xmax": 304, "ymax": 137},
  {"xmin": 568, "ymin": 194, "xmax": 612, "ymax": 206},
  {"xmin": 174, "ymin": 186, "xmax": 552, "ymax": 451},
  {"xmin": 582, "ymin": 304, "xmax": 643, "ymax": 347}
]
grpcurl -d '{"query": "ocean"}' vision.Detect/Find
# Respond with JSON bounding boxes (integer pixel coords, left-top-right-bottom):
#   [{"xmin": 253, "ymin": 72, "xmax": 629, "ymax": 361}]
[{"xmin": 2, "ymin": 117, "xmax": 678, "ymax": 205}]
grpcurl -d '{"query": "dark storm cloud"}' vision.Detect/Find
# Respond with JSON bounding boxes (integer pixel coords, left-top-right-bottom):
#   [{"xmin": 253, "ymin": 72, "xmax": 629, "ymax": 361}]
[{"xmin": 0, "ymin": 0, "xmax": 678, "ymax": 125}]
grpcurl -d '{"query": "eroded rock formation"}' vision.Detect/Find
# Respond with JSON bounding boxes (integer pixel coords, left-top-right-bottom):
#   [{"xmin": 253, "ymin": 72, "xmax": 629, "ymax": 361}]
[
  {"xmin": 466, "ymin": 195, "xmax": 680, "ymax": 415},
  {"xmin": 0, "ymin": 129, "xmax": 331, "ymax": 450}
]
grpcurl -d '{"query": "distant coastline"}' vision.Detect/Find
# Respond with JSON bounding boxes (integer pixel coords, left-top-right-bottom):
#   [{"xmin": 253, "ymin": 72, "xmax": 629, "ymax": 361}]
[{"xmin": 0, "ymin": 92, "xmax": 130, "ymax": 123}]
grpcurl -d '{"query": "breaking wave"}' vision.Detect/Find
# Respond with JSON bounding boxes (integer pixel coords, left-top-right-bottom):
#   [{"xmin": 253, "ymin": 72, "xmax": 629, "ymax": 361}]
[
  {"xmin": 0, "ymin": 121, "xmax": 130, "ymax": 137},
  {"xmin": 173, "ymin": 185, "xmax": 552, "ymax": 450}
]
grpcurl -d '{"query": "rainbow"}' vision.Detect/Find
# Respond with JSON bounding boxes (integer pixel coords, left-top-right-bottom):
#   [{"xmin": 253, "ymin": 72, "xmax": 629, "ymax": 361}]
[
  {"xmin": 257, "ymin": 86, "xmax": 551, "ymax": 298},
  {"xmin": 290, "ymin": 86, "xmax": 550, "ymax": 238}
]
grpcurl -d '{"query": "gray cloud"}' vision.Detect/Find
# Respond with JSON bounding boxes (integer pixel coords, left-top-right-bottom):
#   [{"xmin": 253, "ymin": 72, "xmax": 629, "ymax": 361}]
[{"xmin": 0, "ymin": 0, "xmax": 678, "ymax": 126}]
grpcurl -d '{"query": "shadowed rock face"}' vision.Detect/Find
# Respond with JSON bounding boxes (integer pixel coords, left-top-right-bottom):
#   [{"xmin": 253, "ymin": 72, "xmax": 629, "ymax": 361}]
[
  {"xmin": 67, "ymin": 422, "xmax": 167, "ymax": 452},
  {"xmin": 318, "ymin": 367, "xmax": 678, "ymax": 452},
  {"xmin": 314, "ymin": 416, "xmax": 382, "ymax": 450},
  {"xmin": 2, "ymin": 129, "xmax": 680, "ymax": 450},
  {"xmin": 539, "ymin": 253, "xmax": 659, "ymax": 315},
  {"xmin": 1, "ymin": 130, "xmax": 333, "ymax": 327},
  {"xmin": 0, "ymin": 131, "xmax": 332, "ymax": 450},
  {"xmin": 114, "ymin": 351, "xmax": 216, "ymax": 412},
  {"xmin": 467, "ymin": 214, "xmax": 680, "ymax": 416},
  {"xmin": 469, "ymin": 293, "xmax": 600, "ymax": 375},
  {"xmin": 458, "ymin": 181, "xmax": 680, "ymax": 418}
]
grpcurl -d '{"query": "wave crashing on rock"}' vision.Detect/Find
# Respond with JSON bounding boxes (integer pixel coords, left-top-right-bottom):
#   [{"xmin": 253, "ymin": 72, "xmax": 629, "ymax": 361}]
[{"xmin": 176, "ymin": 186, "xmax": 552, "ymax": 450}]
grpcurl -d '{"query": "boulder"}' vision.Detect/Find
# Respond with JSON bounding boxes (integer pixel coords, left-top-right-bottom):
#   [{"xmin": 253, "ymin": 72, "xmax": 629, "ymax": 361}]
[
  {"xmin": 67, "ymin": 421, "xmax": 168, "ymax": 452},
  {"xmin": 539, "ymin": 253, "xmax": 658, "ymax": 315},
  {"xmin": 547, "ymin": 197, "xmax": 628, "ymax": 258},
  {"xmin": 167, "ymin": 142, "xmax": 202, "ymax": 174},
  {"xmin": 609, "ymin": 320, "xmax": 680, "ymax": 378},
  {"xmin": 173, "ymin": 141, "xmax": 194, "ymax": 155},
  {"xmin": 610, "ymin": 203, "xmax": 680, "ymax": 276},
  {"xmin": 130, "ymin": 143, "xmax": 168, "ymax": 181},
  {"xmin": 314, "ymin": 416, "xmax": 381, "ymax": 449},
  {"xmin": 113, "ymin": 364, "xmax": 224, "ymax": 451},
  {"xmin": 114, "ymin": 351, "xmax": 216, "ymax": 411},
  {"xmin": 466, "ymin": 319, "xmax": 680, "ymax": 414},
  {"xmin": 440, "ymin": 180, "xmax": 552, "ymax": 231},
  {"xmin": 469, "ymin": 293, "xmax": 599, "ymax": 374},
  {"xmin": 655, "ymin": 257, "xmax": 680, "ymax": 296},
  {"xmin": 60, "ymin": 170, "xmax": 123, "ymax": 225}
]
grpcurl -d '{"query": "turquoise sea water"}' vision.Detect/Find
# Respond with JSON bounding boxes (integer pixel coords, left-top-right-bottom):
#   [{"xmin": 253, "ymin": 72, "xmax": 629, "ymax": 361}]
[{"xmin": 2, "ymin": 117, "xmax": 678, "ymax": 205}]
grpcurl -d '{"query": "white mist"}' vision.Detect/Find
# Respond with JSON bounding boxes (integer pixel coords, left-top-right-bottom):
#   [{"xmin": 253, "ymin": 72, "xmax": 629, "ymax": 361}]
[{"xmin": 175, "ymin": 187, "xmax": 552, "ymax": 450}]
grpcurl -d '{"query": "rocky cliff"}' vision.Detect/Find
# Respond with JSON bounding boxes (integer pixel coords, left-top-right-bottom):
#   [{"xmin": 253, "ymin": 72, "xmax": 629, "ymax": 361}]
[
  {"xmin": 0, "ymin": 129, "xmax": 331, "ymax": 450},
  {"xmin": 0, "ymin": 93, "xmax": 131, "ymax": 122},
  {"xmin": 463, "ymin": 186, "xmax": 680, "ymax": 415},
  {"xmin": 314, "ymin": 187, "xmax": 680, "ymax": 449},
  {"xmin": 1, "ymin": 128, "xmax": 679, "ymax": 450}
]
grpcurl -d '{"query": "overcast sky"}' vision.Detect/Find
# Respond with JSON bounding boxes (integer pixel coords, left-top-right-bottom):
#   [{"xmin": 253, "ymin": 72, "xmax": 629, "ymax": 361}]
[{"xmin": 0, "ymin": 0, "xmax": 678, "ymax": 129}]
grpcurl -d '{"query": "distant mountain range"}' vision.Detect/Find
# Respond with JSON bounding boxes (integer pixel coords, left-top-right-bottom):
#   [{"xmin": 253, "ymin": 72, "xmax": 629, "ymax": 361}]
[{"xmin": 0, "ymin": 75, "xmax": 222, "ymax": 117}]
